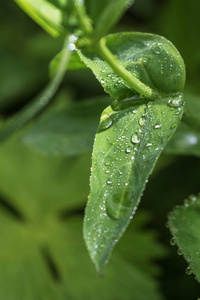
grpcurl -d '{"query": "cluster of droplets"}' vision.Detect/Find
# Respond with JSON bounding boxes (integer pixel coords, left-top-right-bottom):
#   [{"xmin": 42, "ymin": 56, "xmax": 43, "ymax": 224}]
[
  {"xmin": 168, "ymin": 94, "xmax": 184, "ymax": 109},
  {"xmin": 95, "ymin": 63, "xmax": 127, "ymax": 94},
  {"xmin": 87, "ymin": 99, "xmax": 177, "ymax": 254},
  {"xmin": 169, "ymin": 236, "xmax": 194, "ymax": 276},
  {"xmin": 145, "ymin": 39, "xmax": 185, "ymax": 83},
  {"xmin": 100, "ymin": 102, "xmax": 165, "ymax": 219},
  {"xmin": 100, "ymin": 104, "xmax": 165, "ymax": 220},
  {"xmin": 68, "ymin": 34, "xmax": 78, "ymax": 51},
  {"xmin": 184, "ymin": 194, "xmax": 198, "ymax": 207},
  {"xmin": 101, "ymin": 110, "xmax": 145, "ymax": 219}
]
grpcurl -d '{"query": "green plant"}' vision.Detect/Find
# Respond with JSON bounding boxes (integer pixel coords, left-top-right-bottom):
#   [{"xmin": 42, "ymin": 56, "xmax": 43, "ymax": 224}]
[{"xmin": 1, "ymin": 0, "xmax": 200, "ymax": 299}]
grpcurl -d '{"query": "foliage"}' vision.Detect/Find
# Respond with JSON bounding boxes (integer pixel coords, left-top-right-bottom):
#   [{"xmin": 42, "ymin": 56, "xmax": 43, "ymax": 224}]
[
  {"xmin": 1, "ymin": 0, "xmax": 200, "ymax": 299},
  {"xmin": 168, "ymin": 194, "xmax": 200, "ymax": 281}
]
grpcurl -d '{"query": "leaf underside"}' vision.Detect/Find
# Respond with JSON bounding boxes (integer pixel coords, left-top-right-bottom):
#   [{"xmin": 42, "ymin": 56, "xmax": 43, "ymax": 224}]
[{"xmin": 168, "ymin": 194, "xmax": 200, "ymax": 282}]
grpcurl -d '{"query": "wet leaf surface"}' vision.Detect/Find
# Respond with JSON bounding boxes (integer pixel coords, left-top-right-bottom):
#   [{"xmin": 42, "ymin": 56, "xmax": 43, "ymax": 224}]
[
  {"xmin": 84, "ymin": 95, "xmax": 184, "ymax": 272},
  {"xmin": 168, "ymin": 194, "xmax": 200, "ymax": 282}
]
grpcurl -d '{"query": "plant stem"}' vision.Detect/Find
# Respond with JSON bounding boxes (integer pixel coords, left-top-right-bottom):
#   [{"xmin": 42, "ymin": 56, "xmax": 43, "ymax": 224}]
[
  {"xmin": 98, "ymin": 38, "xmax": 159, "ymax": 100},
  {"xmin": 71, "ymin": 0, "xmax": 93, "ymax": 36},
  {"xmin": 93, "ymin": 0, "xmax": 132, "ymax": 43},
  {"xmin": 0, "ymin": 37, "xmax": 71, "ymax": 144}
]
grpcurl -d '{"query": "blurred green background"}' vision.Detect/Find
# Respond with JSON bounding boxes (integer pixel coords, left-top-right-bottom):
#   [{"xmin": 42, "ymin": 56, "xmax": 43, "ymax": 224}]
[{"xmin": 0, "ymin": 0, "xmax": 200, "ymax": 299}]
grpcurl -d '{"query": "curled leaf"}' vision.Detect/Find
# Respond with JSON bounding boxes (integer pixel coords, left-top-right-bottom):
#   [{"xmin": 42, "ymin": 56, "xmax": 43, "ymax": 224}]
[{"xmin": 78, "ymin": 32, "xmax": 185, "ymax": 99}]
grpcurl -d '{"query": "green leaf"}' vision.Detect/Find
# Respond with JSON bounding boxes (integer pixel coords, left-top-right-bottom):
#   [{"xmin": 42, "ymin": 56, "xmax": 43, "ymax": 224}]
[
  {"xmin": 165, "ymin": 122, "xmax": 200, "ymax": 157},
  {"xmin": 0, "ymin": 211, "xmax": 165, "ymax": 300},
  {"xmin": 78, "ymin": 32, "xmax": 185, "ymax": 100},
  {"xmin": 0, "ymin": 137, "xmax": 165, "ymax": 299},
  {"xmin": 84, "ymin": 94, "xmax": 184, "ymax": 272},
  {"xmin": 23, "ymin": 97, "xmax": 111, "ymax": 156},
  {"xmin": 0, "ymin": 37, "xmax": 71, "ymax": 144},
  {"xmin": 0, "ymin": 138, "xmax": 91, "ymax": 218},
  {"xmin": 50, "ymin": 48, "xmax": 86, "ymax": 76},
  {"xmin": 168, "ymin": 194, "xmax": 200, "ymax": 282},
  {"xmin": 14, "ymin": 0, "xmax": 75, "ymax": 37}
]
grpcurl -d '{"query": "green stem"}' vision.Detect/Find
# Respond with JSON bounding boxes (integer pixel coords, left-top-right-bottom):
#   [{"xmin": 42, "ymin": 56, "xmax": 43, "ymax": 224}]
[
  {"xmin": 98, "ymin": 38, "xmax": 159, "ymax": 100},
  {"xmin": 93, "ymin": 0, "xmax": 131, "ymax": 43},
  {"xmin": 0, "ymin": 37, "xmax": 71, "ymax": 144},
  {"xmin": 71, "ymin": 0, "xmax": 93, "ymax": 36}
]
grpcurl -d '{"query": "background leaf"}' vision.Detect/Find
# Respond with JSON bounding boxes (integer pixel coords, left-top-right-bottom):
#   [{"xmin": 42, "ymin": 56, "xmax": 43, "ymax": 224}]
[
  {"xmin": 85, "ymin": 0, "xmax": 109, "ymax": 24},
  {"xmin": 0, "ymin": 138, "xmax": 91, "ymax": 218},
  {"xmin": 184, "ymin": 91, "xmax": 200, "ymax": 132},
  {"xmin": 165, "ymin": 122, "xmax": 200, "ymax": 157},
  {"xmin": 0, "ymin": 137, "xmax": 165, "ymax": 300},
  {"xmin": 23, "ymin": 97, "xmax": 111, "ymax": 156},
  {"xmin": 78, "ymin": 32, "xmax": 185, "ymax": 100},
  {"xmin": 87, "ymin": 0, "xmax": 135, "ymax": 42},
  {"xmin": 50, "ymin": 48, "xmax": 86, "ymax": 76},
  {"xmin": 14, "ymin": 0, "xmax": 75, "ymax": 37},
  {"xmin": 168, "ymin": 193, "xmax": 200, "ymax": 282},
  {"xmin": 157, "ymin": 0, "xmax": 200, "ymax": 82},
  {"xmin": 84, "ymin": 94, "xmax": 184, "ymax": 272},
  {"xmin": 0, "ymin": 36, "xmax": 71, "ymax": 144}
]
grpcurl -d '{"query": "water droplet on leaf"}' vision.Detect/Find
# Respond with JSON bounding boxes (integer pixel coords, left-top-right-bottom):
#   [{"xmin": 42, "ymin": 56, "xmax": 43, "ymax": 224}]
[
  {"xmin": 155, "ymin": 124, "xmax": 161, "ymax": 129},
  {"xmin": 106, "ymin": 191, "xmax": 133, "ymax": 219},
  {"xmin": 131, "ymin": 134, "xmax": 140, "ymax": 144},
  {"xmin": 125, "ymin": 148, "xmax": 131, "ymax": 153},
  {"xmin": 106, "ymin": 180, "xmax": 112, "ymax": 185},
  {"xmin": 177, "ymin": 249, "xmax": 182, "ymax": 255},
  {"xmin": 99, "ymin": 114, "xmax": 112, "ymax": 131},
  {"xmin": 168, "ymin": 95, "xmax": 184, "ymax": 108},
  {"xmin": 68, "ymin": 43, "xmax": 76, "ymax": 51},
  {"xmin": 185, "ymin": 266, "xmax": 192, "ymax": 275},
  {"xmin": 170, "ymin": 237, "xmax": 176, "ymax": 246},
  {"xmin": 153, "ymin": 45, "xmax": 161, "ymax": 54},
  {"xmin": 189, "ymin": 195, "xmax": 197, "ymax": 202},
  {"xmin": 139, "ymin": 118, "xmax": 145, "ymax": 126}
]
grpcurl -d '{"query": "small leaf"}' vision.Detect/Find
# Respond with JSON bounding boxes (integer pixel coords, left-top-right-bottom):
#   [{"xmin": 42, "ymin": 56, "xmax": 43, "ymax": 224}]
[
  {"xmin": 23, "ymin": 97, "xmax": 111, "ymax": 156},
  {"xmin": 50, "ymin": 48, "xmax": 86, "ymax": 76},
  {"xmin": 84, "ymin": 94, "xmax": 184, "ymax": 272},
  {"xmin": 14, "ymin": 0, "xmax": 75, "ymax": 37},
  {"xmin": 78, "ymin": 32, "xmax": 185, "ymax": 99},
  {"xmin": 168, "ymin": 194, "xmax": 200, "ymax": 282},
  {"xmin": 165, "ymin": 122, "xmax": 200, "ymax": 157}
]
